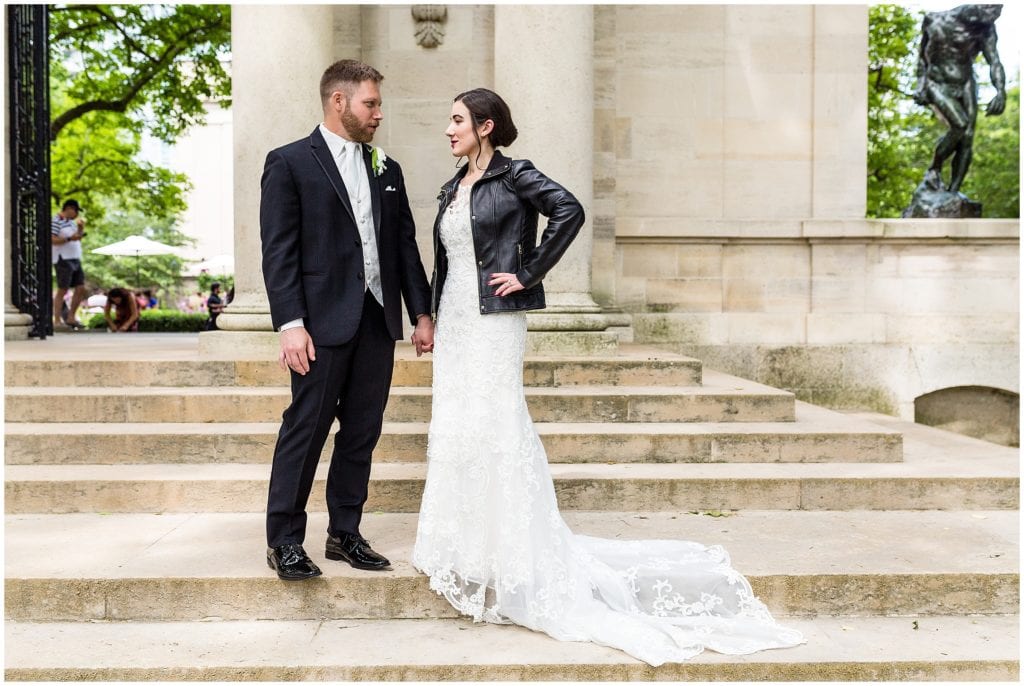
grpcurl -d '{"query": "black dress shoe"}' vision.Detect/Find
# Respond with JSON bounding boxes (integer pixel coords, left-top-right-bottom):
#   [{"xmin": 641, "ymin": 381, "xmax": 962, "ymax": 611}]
[
  {"xmin": 266, "ymin": 543, "xmax": 322, "ymax": 581},
  {"xmin": 325, "ymin": 533, "xmax": 391, "ymax": 570}
]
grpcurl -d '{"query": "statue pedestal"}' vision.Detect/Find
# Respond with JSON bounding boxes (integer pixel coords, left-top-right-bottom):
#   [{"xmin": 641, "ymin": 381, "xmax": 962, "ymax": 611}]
[{"xmin": 903, "ymin": 172, "xmax": 982, "ymax": 218}]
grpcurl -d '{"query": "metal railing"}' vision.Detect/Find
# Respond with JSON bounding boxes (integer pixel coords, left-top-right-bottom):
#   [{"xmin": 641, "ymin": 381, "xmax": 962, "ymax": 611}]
[{"xmin": 8, "ymin": 4, "xmax": 51, "ymax": 338}]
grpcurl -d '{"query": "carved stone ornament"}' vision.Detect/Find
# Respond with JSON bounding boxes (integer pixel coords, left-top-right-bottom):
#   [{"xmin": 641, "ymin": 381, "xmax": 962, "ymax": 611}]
[{"xmin": 412, "ymin": 5, "xmax": 447, "ymax": 48}]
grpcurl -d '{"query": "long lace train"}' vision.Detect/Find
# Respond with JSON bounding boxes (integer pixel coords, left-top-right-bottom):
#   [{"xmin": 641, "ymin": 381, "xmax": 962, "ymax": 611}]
[{"xmin": 412, "ymin": 185, "xmax": 804, "ymax": 665}]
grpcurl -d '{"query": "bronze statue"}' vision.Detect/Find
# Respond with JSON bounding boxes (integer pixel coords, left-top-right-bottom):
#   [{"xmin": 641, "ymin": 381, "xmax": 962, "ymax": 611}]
[{"xmin": 904, "ymin": 4, "xmax": 1005, "ymax": 218}]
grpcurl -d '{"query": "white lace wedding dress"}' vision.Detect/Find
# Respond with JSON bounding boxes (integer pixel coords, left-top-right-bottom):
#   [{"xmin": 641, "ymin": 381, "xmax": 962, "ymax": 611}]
[{"xmin": 412, "ymin": 185, "xmax": 805, "ymax": 666}]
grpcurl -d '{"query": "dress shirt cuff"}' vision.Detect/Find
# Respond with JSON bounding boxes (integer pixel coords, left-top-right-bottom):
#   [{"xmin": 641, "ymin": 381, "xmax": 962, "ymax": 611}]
[{"xmin": 279, "ymin": 318, "xmax": 304, "ymax": 332}]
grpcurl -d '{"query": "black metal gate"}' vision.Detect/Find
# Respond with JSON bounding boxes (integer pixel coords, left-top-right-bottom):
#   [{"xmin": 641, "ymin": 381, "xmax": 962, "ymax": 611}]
[{"xmin": 8, "ymin": 5, "xmax": 51, "ymax": 338}]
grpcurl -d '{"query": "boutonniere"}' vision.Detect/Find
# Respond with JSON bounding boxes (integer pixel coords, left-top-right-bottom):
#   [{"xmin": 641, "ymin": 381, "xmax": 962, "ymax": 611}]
[{"xmin": 371, "ymin": 147, "xmax": 387, "ymax": 177}]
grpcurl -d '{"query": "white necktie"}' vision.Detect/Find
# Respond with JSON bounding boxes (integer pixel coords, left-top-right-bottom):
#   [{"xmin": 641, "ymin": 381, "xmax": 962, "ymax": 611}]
[
  {"xmin": 341, "ymin": 141, "xmax": 363, "ymax": 194},
  {"xmin": 339, "ymin": 140, "xmax": 383, "ymax": 305}
]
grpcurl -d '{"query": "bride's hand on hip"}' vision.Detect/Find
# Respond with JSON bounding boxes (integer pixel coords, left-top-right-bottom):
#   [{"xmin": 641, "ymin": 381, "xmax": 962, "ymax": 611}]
[{"xmin": 489, "ymin": 272, "xmax": 524, "ymax": 297}]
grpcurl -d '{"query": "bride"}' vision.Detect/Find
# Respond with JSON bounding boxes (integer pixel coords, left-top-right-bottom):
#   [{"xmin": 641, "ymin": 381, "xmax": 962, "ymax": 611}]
[{"xmin": 411, "ymin": 88, "xmax": 804, "ymax": 666}]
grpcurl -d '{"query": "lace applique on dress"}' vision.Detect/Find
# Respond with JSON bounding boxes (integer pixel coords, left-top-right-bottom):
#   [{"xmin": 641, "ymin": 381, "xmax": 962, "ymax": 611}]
[{"xmin": 412, "ymin": 184, "xmax": 804, "ymax": 666}]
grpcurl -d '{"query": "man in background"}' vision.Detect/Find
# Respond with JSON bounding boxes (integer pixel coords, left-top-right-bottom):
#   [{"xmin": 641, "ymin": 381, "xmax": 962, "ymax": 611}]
[
  {"xmin": 206, "ymin": 282, "xmax": 224, "ymax": 330},
  {"xmin": 51, "ymin": 199, "xmax": 87, "ymax": 329}
]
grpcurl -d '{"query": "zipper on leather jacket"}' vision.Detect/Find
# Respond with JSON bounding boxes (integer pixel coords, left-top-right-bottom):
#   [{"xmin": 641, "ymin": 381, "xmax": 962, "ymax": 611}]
[
  {"xmin": 431, "ymin": 187, "xmax": 452, "ymax": 322},
  {"xmin": 517, "ymin": 242, "xmax": 523, "ymax": 272}
]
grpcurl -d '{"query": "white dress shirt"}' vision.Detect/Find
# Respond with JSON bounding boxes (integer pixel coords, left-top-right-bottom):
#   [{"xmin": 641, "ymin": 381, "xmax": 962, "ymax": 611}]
[{"xmin": 280, "ymin": 124, "xmax": 384, "ymax": 333}]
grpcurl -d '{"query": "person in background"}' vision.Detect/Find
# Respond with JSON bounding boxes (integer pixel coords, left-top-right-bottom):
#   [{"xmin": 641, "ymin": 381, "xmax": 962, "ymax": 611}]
[
  {"xmin": 104, "ymin": 287, "xmax": 140, "ymax": 333},
  {"xmin": 50, "ymin": 199, "xmax": 87, "ymax": 330},
  {"xmin": 186, "ymin": 291, "xmax": 203, "ymax": 313},
  {"xmin": 205, "ymin": 282, "xmax": 224, "ymax": 331},
  {"xmin": 145, "ymin": 290, "xmax": 158, "ymax": 309}
]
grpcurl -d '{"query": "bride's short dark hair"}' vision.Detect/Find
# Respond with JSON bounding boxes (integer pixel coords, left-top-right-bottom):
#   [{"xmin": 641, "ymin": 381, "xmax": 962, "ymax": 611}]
[{"xmin": 454, "ymin": 88, "xmax": 518, "ymax": 149}]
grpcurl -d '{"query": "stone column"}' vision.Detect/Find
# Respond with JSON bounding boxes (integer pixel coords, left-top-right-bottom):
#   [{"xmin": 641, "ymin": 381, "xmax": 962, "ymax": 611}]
[
  {"xmin": 812, "ymin": 5, "xmax": 867, "ymax": 219},
  {"xmin": 494, "ymin": 5, "xmax": 620, "ymax": 353},
  {"xmin": 200, "ymin": 4, "xmax": 336, "ymax": 355},
  {"xmin": 4, "ymin": 13, "xmax": 33, "ymax": 340}
]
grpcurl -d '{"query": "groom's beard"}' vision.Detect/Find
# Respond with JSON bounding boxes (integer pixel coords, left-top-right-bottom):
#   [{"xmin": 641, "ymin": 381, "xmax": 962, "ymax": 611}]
[{"xmin": 341, "ymin": 109, "xmax": 377, "ymax": 144}]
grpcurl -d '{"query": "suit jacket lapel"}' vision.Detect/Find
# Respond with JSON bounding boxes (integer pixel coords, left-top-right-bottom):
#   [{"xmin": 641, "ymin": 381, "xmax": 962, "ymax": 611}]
[
  {"xmin": 363, "ymin": 143, "xmax": 382, "ymax": 243},
  {"xmin": 308, "ymin": 128, "xmax": 357, "ymax": 227}
]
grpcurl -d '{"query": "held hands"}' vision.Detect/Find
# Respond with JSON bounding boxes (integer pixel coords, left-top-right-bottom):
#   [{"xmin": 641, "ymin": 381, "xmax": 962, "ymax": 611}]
[
  {"xmin": 489, "ymin": 273, "xmax": 524, "ymax": 297},
  {"xmin": 411, "ymin": 315, "xmax": 434, "ymax": 357},
  {"xmin": 279, "ymin": 326, "xmax": 316, "ymax": 375}
]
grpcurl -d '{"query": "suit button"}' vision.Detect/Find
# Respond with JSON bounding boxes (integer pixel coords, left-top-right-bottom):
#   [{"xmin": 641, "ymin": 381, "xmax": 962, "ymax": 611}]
[{"xmin": 357, "ymin": 272, "xmax": 364, "ymax": 281}]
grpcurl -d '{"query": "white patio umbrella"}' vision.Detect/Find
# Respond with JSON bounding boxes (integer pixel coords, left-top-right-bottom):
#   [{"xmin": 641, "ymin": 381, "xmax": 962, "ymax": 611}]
[
  {"xmin": 192, "ymin": 253, "xmax": 234, "ymax": 274},
  {"xmin": 92, "ymin": 235, "xmax": 183, "ymax": 288}
]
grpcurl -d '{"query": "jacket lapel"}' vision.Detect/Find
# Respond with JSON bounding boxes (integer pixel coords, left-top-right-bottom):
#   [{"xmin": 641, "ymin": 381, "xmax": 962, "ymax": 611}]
[
  {"xmin": 363, "ymin": 143, "xmax": 382, "ymax": 243},
  {"xmin": 308, "ymin": 127, "xmax": 357, "ymax": 227}
]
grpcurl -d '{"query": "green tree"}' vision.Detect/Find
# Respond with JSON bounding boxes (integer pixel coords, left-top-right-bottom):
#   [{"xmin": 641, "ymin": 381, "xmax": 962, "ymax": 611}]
[
  {"xmin": 49, "ymin": 68, "xmax": 191, "ymax": 229},
  {"xmin": 49, "ymin": 4, "xmax": 231, "ymax": 142},
  {"xmin": 79, "ymin": 199, "xmax": 194, "ymax": 297},
  {"xmin": 960, "ymin": 84, "xmax": 1020, "ymax": 218},
  {"xmin": 867, "ymin": 4, "xmax": 937, "ymax": 217},
  {"xmin": 868, "ymin": 4, "xmax": 1019, "ymax": 218},
  {"xmin": 48, "ymin": 5, "xmax": 231, "ymax": 292}
]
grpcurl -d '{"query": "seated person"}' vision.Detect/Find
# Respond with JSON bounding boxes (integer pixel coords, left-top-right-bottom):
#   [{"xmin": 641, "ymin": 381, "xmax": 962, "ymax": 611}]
[{"xmin": 104, "ymin": 287, "xmax": 140, "ymax": 332}]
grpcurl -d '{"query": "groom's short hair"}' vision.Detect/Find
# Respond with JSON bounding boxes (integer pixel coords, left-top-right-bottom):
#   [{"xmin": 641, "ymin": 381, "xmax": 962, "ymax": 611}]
[{"xmin": 320, "ymin": 60, "xmax": 384, "ymax": 105}]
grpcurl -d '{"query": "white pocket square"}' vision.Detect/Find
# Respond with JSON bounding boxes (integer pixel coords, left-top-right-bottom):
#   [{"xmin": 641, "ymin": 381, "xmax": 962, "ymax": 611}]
[{"xmin": 385, "ymin": 185, "xmax": 397, "ymax": 192}]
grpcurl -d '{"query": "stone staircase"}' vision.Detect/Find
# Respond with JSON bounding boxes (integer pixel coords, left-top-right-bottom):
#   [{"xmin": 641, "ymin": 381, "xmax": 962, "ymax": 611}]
[{"xmin": 4, "ymin": 337, "xmax": 1019, "ymax": 680}]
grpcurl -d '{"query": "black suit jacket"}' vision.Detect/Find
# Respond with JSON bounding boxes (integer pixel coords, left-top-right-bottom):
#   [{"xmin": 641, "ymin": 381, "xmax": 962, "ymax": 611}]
[{"xmin": 260, "ymin": 127, "xmax": 432, "ymax": 346}]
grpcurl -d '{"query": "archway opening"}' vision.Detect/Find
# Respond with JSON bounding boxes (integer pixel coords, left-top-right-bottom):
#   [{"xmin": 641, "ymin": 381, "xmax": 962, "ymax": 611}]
[{"xmin": 915, "ymin": 386, "xmax": 1019, "ymax": 447}]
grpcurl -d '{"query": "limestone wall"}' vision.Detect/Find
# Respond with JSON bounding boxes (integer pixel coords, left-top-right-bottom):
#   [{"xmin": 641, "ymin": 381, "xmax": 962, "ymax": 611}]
[
  {"xmin": 597, "ymin": 4, "xmax": 1018, "ymax": 420},
  {"xmin": 626, "ymin": 220, "xmax": 1019, "ymax": 419},
  {"xmin": 324, "ymin": 4, "xmax": 1019, "ymax": 421},
  {"xmin": 339, "ymin": 5, "xmax": 495, "ymax": 265}
]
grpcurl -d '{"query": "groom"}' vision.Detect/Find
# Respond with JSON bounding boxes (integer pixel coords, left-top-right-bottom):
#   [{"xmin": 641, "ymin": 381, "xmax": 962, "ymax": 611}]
[{"xmin": 260, "ymin": 60, "xmax": 434, "ymax": 580}]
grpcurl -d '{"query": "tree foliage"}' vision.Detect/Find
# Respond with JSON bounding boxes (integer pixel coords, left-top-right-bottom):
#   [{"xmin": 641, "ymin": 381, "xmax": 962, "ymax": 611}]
[
  {"xmin": 868, "ymin": 4, "xmax": 1019, "ymax": 218},
  {"xmin": 74, "ymin": 199, "xmax": 194, "ymax": 295},
  {"xmin": 963, "ymin": 84, "xmax": 1020, "ymax": 218},
  {"xmin": 49, "ymin": 4, "xmax": 231, "ymax": 143},
  {"xmin": 48, "ymin": 5, "xmax": 231, "ymax": 293},
  {"xmin": 49, "ymin": 65, "xmax": 191, "ymax": 228}
]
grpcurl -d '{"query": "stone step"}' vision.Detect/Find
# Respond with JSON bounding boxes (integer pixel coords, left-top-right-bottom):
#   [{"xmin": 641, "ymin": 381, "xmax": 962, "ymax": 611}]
[
  {"xmin": 3, "ymin": 404, "xmax": 902, "ymax": 465},
  {"xmin": 4, "ymin": 427, "xmax": 1016, "ymax": 513},
  {"xmin": 3, "ymin": 371, "xmax": 794, "ymax": 424},
  {"xmin": 4, "ymin": 511, "xmax": 1017, "ymax": 622},
  {"xmin": 5, "ymin": 615, "xmax": 1018, "ymax": 681},
  {"xmin": 3, "ymin": 344, "xmax": 703, "ymax": 388}
]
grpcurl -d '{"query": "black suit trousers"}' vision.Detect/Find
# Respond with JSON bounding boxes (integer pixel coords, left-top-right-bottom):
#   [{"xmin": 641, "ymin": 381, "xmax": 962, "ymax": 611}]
[{"xmin": 266, "ymin": 290, "xmax": 395, "ymax": 547}]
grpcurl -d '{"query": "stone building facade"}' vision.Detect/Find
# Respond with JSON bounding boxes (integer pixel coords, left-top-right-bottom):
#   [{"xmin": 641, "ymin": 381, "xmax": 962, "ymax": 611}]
[{"xmin": 7, "ymin": 5, "xmax": 1018, "ymax": 434}]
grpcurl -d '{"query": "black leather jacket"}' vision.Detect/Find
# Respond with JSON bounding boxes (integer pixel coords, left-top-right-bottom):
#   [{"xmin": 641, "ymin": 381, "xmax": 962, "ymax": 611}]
[{"xmin": 431, "ymin": 151, "xmax": 585, "ymax": 318}]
